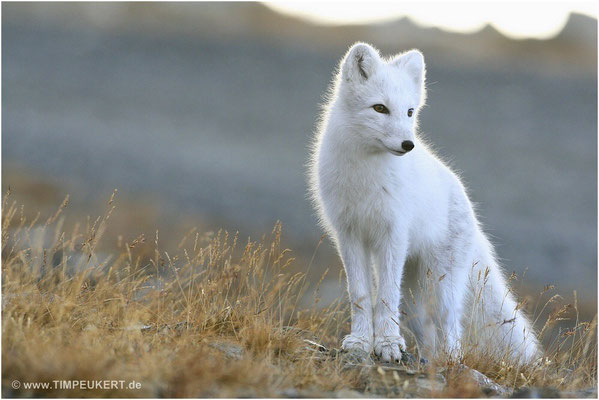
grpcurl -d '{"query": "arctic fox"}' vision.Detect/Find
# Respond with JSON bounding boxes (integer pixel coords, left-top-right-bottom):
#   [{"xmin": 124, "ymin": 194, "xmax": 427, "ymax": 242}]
[{"xmin": 309, "ymin": 43, "xmax": 539, "ymax": 363}]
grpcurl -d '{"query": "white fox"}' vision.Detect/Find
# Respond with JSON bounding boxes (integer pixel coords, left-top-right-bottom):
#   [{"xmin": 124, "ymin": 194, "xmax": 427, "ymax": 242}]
[{"xmin": 309, "ymin": 43, "xmax": 540, "ymax": 363}]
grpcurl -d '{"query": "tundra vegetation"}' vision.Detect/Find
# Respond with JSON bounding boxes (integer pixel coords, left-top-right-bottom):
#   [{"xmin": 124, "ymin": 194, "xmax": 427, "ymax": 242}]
[{"xmin": 2, "ymin": 191, "xmax": 596, "ymax": 397}]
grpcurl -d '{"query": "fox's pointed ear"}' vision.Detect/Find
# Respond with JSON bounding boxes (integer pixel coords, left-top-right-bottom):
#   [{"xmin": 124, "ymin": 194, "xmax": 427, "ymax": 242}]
[
  {"xmin": 341, "ymin": 43, "xmax": 380, "ymax": 83},
  {"xmin": 395, "ymin": 49, "xmax": 425, "ymax": 86}
]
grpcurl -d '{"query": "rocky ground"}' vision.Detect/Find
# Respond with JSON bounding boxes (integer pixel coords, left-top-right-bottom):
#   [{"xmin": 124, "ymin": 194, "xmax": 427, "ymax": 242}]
[{"xmin": 205, "ymin": 331, "xmax": 597, "ymax": 398}]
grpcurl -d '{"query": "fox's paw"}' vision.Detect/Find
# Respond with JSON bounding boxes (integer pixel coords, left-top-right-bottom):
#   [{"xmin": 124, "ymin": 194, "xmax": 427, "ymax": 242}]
[
  {"xmin": 342, "ymin": 333, "xmax": 373, "ymax": 353},
  {"xmin": 374, "ymin": 335, "xmax": 406, "ymax": 362}
]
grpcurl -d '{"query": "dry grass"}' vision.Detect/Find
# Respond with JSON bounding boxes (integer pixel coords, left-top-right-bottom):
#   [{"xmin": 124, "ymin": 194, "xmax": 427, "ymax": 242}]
[{"xmin": 2, "ymin": 191, "xmax": 596, "ymax": 397}]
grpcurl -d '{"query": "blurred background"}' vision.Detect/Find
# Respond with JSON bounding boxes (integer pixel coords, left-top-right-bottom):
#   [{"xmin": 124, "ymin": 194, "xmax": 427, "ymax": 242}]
[{"xmin": 2, "ymin": 2, "xmax": 597, "ymax": 316}]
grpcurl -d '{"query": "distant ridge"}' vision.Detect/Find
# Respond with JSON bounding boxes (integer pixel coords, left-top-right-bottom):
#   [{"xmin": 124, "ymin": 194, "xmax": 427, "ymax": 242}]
[
  {"xmin": 553, "ymin": 12, "xmax": 597, "ymax": 46},
  {"xmin": 3, "ymin": 2, "xmax": 596, "ymax": 74}
]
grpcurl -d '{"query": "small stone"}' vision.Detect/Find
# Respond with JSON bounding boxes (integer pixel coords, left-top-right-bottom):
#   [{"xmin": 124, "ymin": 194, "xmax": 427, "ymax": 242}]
[
  {"xmin": 208, "ymin": 341, "xmax": 244, "ymax": 360},
  {"xmin": 332, "ymin": 389, "xmax": 364, "ymax": 398}
]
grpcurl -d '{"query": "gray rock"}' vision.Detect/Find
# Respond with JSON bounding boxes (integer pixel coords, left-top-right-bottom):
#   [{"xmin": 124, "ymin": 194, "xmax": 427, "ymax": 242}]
[
  {"xmin": 363, "ymin": 362, "xmax": 446, "ymax": 397},
  {"xmin": 561, "ymin": 387, "xmax": 598, "ymax": 398},
  {"xmin": 455, "ymin": 364, "xmax": 510, "ymax": 397},
  {"xmin": 336, "ymin": 348, "xmax": 375, "ymax": 368},
  {"xmin": 414, "ymin": 374, "xmax": 447, "ymax": 392},
  {"xmin": 279, "ymin": 388, "xmax": 304, "ymax": 398},
  {"xmin": 511, "ymin": 387, "xmax": 561, "ymax": 398}
]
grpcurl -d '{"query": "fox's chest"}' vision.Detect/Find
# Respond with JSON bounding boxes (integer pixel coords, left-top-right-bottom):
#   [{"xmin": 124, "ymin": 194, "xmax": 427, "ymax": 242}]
[{"xmin": 319, "ymin": 162, "xmax": 400, "ymax": 239}]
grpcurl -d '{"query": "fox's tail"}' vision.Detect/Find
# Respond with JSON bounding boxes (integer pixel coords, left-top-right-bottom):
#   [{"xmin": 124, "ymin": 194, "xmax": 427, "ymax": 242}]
[{"xmin": 464, "ymin": 231, "xmax": 541, "ymax": 364}]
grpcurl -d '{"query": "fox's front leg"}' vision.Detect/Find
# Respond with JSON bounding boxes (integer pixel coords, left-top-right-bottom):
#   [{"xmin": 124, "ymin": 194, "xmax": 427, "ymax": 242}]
[
  {"xmin": 373, "ymin": 234, "xmax": 407, "ymax": 362},
  {"xmin": 338, "ymin": 235, "xmax": 374, "ymax": 353}
]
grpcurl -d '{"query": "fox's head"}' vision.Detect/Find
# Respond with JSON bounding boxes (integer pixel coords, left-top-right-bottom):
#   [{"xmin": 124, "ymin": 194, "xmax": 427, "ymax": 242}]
[{"xmin": 334, "ymin": 43, "xmax": 426, "ymax": 156}]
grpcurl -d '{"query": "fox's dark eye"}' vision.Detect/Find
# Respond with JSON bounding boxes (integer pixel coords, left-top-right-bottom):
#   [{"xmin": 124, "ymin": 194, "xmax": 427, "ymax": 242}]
[
  {"xmin": 407, "ymin": 108, "xmax": 414, "ymax": 117},
  {"xmin": 373, "ymin": 104, "xmax": 389, "ymax": 114}
]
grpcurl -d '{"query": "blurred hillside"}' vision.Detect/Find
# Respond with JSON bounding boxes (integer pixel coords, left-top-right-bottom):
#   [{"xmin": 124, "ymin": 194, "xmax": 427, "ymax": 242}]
[{"xmin": 2, "ymin": 2, "xmax": 597, "ymax": 305}]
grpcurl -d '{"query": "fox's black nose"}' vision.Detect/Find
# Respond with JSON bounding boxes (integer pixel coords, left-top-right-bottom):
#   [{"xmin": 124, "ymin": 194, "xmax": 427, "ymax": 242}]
[{"xmin": 401, "ymin": 140, "xmax": 414, "ymax": 152}]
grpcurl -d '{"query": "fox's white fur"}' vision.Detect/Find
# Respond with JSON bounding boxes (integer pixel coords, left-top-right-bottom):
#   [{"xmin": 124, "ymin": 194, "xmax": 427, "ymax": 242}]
[{"xmin": 309, "ymin": 43, "xmax": 540, "ymax": 363}]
